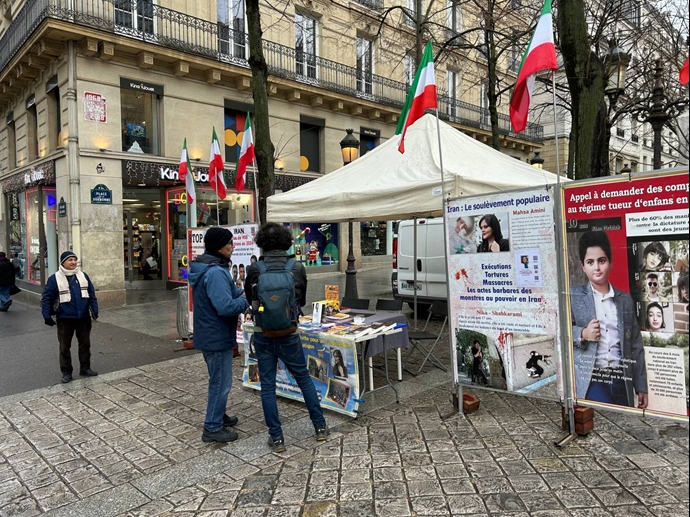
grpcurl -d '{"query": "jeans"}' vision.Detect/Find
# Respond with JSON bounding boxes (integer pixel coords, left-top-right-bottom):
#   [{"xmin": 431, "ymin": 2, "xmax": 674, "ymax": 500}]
[
  {"xmin": 0, "ymin": 286, "xmax": 9, "ymax": 306},
  {"xmin": 585, "ymin": 367, "xmax": 629, "ymax": 407},
  {"xmin": 202, "ymin": 349, "xmax": 234, "ymax": 432},
  {"xmin": 57, "ymin": 317, "xmax": 92, "ymax": 374},
  {"xmin": 254, "ymin": 332, "xmax": 326, "ymax": 440}
]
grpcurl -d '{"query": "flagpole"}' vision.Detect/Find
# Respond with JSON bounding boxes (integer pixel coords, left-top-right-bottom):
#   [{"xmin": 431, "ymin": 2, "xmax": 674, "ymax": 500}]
[
  {"xmin": 252, "ymin": 160, "xmax": 261, "ymax": 226},
  {"xmin": 552, "ymin": 71, "xmax": 561, "ymax": 185},
  {"xmin": 215, "ymin": 171, "xmax": 220, "ymax": 225}
]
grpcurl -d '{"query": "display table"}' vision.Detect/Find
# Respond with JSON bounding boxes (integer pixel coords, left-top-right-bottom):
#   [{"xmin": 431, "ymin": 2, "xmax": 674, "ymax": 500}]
[{"xmin": 242, "ymin": 315, "xmax": 408, "ymax": 417}]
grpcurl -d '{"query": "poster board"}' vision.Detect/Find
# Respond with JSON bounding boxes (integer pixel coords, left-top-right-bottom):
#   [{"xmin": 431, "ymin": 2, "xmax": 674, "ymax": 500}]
[
  {"xmin": 445, "ymin": 187, "xmax": 563, "ymax": 398},
  {"xmin": 186, "ymin": 224, "xmax": 260, "ymax": 336},
  {"xmin": 562, "ymin": 170, "xmax": 689, "ymax": 420},
  {"xmin": 242, "ymin": 325, "xmax": 361, "ymax": 417}
]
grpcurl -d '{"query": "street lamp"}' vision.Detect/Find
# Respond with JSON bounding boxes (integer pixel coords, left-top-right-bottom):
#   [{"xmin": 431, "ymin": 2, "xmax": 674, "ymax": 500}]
[
  {"xmin": 620, "ymin": 163, "xmax": 631, "ymax": 174},
  {"xmin": 530, "ymin": 151, "xmax": 544, "ymax": 168},
  {"xmin": 340, "ymin": 129, "xmax": 360, "ymax": 299},
  {"xmin": 602, "ymin": 39, "xmax": 631, "ymax": 176}
]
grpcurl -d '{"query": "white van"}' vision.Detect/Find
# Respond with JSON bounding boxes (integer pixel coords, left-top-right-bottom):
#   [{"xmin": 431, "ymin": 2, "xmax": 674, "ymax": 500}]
[{"xmin": 391, "ymin": 218, "xmax": 447, "ymax": 310}]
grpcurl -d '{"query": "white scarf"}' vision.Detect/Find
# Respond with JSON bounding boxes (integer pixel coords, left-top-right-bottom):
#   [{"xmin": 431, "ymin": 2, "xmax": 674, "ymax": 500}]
[{"xmin": 56, "ymin": 265, "xmax": 89, "ymax": 304}]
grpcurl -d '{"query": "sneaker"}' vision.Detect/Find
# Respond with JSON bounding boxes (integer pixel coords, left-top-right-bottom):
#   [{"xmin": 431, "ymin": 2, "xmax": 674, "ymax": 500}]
[
  {"xmin": 223, "ymin": 414, "xmax": 239, "ymax": 427},
  {"xmin": 61, "ymin": 374, "xmax": 73, "ymax": 384},
  {"xmin": 268, "ymin": 436, "xmax": 286, "ymax": 453},
  {"xmin": 79, "ymin": 369, "xmax": 98, "ymax": 377},
  {"xmin": 202, "ymin": 428, "xmax": 238, "ymax": 443},
  {"xmin": 315, "ymin": 425, "xmax": 329, "ymax": 442}
]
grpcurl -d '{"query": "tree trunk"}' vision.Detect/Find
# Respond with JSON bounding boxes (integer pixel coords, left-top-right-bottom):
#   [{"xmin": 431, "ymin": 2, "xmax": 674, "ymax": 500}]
[
  {"xmin": 246, "ymin": 0, "xmax": 275, "ymax": 223},
  {"xmin": 486, "ymin": 20, "xmax": 501, "ymax": 151},
  {"xmin": 558, "ymin": 0, "xmax": 607, "ymax": 179}
]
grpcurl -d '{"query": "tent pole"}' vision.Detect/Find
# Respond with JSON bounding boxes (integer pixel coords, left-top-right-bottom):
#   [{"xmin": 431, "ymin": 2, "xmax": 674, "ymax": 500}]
[{"xmin": 413, "ymin": 218, "xmax": 418, "ymax": 330}]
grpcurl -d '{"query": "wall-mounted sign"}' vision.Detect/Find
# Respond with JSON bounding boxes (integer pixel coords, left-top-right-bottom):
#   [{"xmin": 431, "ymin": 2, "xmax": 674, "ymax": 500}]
[
  {"xmin": 58, "ymin": 197, "xmax": 67, "ymax": 218},
  {"xmin": 9, "ymin": 194, "xmax": 20, "ymax": 221},
  {"xmin": 91, "ymin": 184, "xmax": 112, "ymax": 204},
  {"xmin": 84, "ymin": 92, "xmax": 107, "ymax": 123},
  {"xmin": 360, "ymin": 127, "xmax": 380, "ymax": 138},
  {"xmin": 119, "ymin": 77, "xmax": 164, "ymax": 96}
]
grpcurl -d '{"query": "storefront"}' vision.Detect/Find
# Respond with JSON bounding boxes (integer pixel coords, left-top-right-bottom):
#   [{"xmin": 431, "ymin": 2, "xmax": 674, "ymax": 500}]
[
  {"xmin": 1, "ymin": 160, "xmax": 58, "ymax": 289},
  {"xmin": 287, "ymin": 223, "xmax": 339, "ymax": 267}
]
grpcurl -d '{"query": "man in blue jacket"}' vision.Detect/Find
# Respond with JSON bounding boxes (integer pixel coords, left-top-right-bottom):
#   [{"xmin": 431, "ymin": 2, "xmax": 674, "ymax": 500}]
[
  {"xmin": 189, "ymin": 227, "xmax": 248, "ymax": 443},
  {"xmin": 41, "ymin": 251, "xmax": 99, "ymax": 384}
]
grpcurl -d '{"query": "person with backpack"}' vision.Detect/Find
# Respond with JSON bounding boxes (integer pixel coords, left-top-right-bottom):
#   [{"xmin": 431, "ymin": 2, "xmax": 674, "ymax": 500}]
[
  {"xmin": 189, "ymin": 227, "xmax": 249, "ymax": 443},
  {"xmin": 244, "ymin": 222, "xmax": 328, "ymax": 453}
]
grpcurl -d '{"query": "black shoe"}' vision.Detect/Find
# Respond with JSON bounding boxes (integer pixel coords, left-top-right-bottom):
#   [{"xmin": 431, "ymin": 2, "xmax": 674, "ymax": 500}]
[
  {"xmin": 223, "ymin": 414, "xmax": 239, "ymax": 427},
  {"xmin": 79, "ymin": 369, "xmax": 98, "ymax": 377},
  {"xmin": 315, "ymin": 425, "xmax": 329, "ymax": 442},
  {"xmin": 61, "ymin": 374, "xmax": 72, "ymax": 384},
  {"xmin": 202, "ymin": 428, "xmax": 238, "ymax": 443},
  {"xmin": 268, "ymin": 436, "xmax": 286, "ymax": 453}
]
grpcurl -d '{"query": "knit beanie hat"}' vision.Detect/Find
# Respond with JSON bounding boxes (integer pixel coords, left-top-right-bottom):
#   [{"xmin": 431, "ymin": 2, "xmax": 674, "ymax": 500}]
[
  {"xmin": 60, "ymin": 251, "xmax": 78, "ymax": 264},
  {"xmin": 204, "ymin": 227, "xmax": 232, "ymax": 252}
]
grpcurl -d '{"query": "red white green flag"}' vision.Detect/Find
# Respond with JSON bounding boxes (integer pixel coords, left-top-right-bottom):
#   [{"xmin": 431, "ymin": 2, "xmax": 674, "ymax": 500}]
[
  {"xmin": 179, "ymin": 138, "xmax": 195, "ymax": 204},
  {"xmin": 208, "ymin": 127, "xmax": 227, "ymax": 199},
  {"xmin": 680, "ymin": 58, "xmax": 689, "ymax": 85},
  {"xmin": 236, "ymin": 113, "xmax": 255, "ymax": 192},
  {"xmin": 395, "ymin": 41, "xmax": 437, "ymax": 153},
  {"xmin": 509, "ymin": 0, "xmax": 557, "ymax": 133}
]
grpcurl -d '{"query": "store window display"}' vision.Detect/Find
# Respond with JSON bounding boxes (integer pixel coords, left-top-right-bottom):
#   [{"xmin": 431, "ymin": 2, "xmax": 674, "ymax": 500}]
[{"xmin": 286, "ymin": 223, "xmax": 338, "ymax": 267}]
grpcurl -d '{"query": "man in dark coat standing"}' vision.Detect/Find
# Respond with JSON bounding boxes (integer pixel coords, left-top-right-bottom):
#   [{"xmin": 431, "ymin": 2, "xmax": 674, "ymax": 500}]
[
  {"xmin": 41, "ymin": 251, "xmax": 99, "ymax": 383},
  {"xmin": 0, "ymin": 251, "xmax": 16, "ymax": 311},
  {"xmin": 189, "ymin": 228, "xmax": 248, "ymax": 443}
]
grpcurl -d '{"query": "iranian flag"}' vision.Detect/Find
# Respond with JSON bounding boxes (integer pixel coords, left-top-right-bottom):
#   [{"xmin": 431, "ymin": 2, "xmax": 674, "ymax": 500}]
[
  {"xmin": 208, "ymin": 127, "xmax": 227, "ymax": 199},
  {"xmin": 509, "ymin": 0, "xmax": 557, "ymax": 133},
  {"xmin": 236, "ymin": 113, "xmax": 255, "ymax": 192},
  {"xmin": 179, "ymin": 139, "xmax": 195, "ymax": 204},
  {"xmin": 680, "ymin": 58, "xmax": 689, "ymax": 85},
  {"xmin": 395, "ymin": 41, "xmax": 437, "ymax": 153}
]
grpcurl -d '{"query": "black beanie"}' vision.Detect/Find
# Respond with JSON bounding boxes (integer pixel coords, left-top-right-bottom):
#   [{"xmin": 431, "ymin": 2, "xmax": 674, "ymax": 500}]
[
  {"xmin": 204, "ymin": 227, "xmax": 232, "ymax": 252},
  {"xmin": 60, "ymin": 251, "xmax": 78, "ymax": 264}
]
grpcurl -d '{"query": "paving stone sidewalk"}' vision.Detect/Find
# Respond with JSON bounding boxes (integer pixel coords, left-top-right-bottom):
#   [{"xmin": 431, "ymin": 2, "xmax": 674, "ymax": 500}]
[{"xmin": 1, "ymin": 354, "xmax": 688, "ymax": 517}]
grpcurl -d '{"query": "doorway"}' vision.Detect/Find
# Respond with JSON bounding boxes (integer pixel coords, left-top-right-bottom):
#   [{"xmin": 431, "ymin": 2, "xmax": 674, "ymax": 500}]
[{"xmin": 123, "ymin": 189, "xmax": 164, "ymax": 289}]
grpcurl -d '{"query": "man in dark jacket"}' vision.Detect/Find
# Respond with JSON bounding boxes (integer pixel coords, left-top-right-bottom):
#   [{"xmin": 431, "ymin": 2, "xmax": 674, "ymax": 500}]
[
  {"xmin": 41, "ymin": 251, "xmax": 99, "ymax": 383},
  {"xmin": 189, "ymin": 227, "xmax": 248, "ymax": 443},
  {"xmin": 0, "ymin": 251, "xmax": 16, "ymax": 311},
  {"xmin": 244, "ymin": 222, "xmax": 327, "ymax": 453}
]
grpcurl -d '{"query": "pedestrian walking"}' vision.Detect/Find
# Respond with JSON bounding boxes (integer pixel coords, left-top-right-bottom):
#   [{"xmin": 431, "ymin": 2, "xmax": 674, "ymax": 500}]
[
  {"xmin": 189, "ymin": 227, "xmax": 248, "ymax": 443},
  {"xmin": 41, "ymin": 251, "xmax": 99, "ymax": 383},
  {"xmin": 0, "ymin": 251, "xmax": 17, "ymax": 311},
  {"xmin": 244, "ymin": 222, "xmax": 328, "ymax": 453}
]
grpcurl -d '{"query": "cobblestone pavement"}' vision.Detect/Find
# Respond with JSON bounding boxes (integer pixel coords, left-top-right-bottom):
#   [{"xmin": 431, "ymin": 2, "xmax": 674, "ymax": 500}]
[{"xmin": 0, "ymin": 349, "xmax": 688, "ymax": 517}]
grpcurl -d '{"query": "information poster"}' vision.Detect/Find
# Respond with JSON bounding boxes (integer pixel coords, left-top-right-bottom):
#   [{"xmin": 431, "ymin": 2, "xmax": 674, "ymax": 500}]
[
  {"xmin": 242, "ymin": 325, "xmax": 361, "ymax": 417},
  {"xmin": 562, "ymin": 170, "xmax": 689, "ymax": 419},
  {"xmin": 445, "ymin": 188, "xmax": 562, "ymax": 397},
  {"xmin": 187, "ymin": 224, "xmax": 259, "ymax": 338}
]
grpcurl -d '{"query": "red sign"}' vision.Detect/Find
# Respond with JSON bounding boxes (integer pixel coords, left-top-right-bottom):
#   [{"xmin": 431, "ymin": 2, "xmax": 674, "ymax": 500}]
[{"xmin": 84, "ymin": 92, "xmax": 107, "ymax": 123}]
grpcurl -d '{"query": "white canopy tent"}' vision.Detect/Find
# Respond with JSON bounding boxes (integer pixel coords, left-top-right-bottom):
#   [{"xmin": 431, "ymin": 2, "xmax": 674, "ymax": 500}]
[{"xmin": 267, "ymin": 114, "xmax": 563, "ymax": 222}]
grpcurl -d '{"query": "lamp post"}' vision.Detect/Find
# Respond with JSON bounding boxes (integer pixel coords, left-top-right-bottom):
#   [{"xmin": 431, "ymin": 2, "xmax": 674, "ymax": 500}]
[
  {"xmin": 603, "ymin": 39, "xmax": 631, "ymax": 176},
  {"xmin": 620, "ymin": 163, "xmax": 631, "ymax": 174},
  {"xmin": 340, "ymin": 129, "xmax": 360, "ymax": 299},
  {"xmin": 530, "ymin": 151, "xmax": 544, "ymax": 168}
]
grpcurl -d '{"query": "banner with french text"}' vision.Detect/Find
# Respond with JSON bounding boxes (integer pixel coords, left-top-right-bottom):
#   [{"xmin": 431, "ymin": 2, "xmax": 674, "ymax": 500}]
[
  {"xmin": 445, "ymin": 188, "xmax": 563, "ymax": 398},
  {"xmin": 562, "ymin": 170, "xmax": 689, "ymax": 420},
  {"xmin": 242, "ymin": 325, "xmax": 361, "ymax": 417}
]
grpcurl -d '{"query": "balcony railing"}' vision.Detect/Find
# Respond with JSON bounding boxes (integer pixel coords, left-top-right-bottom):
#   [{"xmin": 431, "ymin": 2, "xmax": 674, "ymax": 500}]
[{"xmin": 1, "ymin": 0, "xmax": 544, "ymax": 144}]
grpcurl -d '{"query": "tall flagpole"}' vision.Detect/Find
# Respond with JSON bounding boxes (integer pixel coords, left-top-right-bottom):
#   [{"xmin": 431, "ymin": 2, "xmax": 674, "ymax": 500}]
[
  {"xmin": 552, "ymin": 72, "xmax": 561, "ymax": 185},
  {"xmin": 253, "ymin": 161, "xmax": 261, "ymax": 226},
  {"xmin": 215, "ymin": 171, "xmax": 220, "ymax": 225}
]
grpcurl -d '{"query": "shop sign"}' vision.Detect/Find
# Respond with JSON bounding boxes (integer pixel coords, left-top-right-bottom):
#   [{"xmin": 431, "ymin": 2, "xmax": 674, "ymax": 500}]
[
  {"xmin": 120, "ymin": 78, "xmax": 164, "ymax": 96},
  {"xmin": 1, "ymin": 161, "xmax": 55, "ymax": 193},
  {"xmin": 91, "ymin": 184, "xmax": 112, "ymax": 204},
  {"xmin": 160, "ymin": 166, "xmax": 210, "ymax": 183},
  {"xmin": 361, "ymin": 127, "xmax": 380, "ymax": 138},
  {"xmin": 84, "ymin": 92, "xmax": 107, "ymax": 123},
  {"xmin": 9, "ymin": 194, "xmax": 20, "ymax": 221},
  {"xmin": 58, "ymin": 197, "xmax": 67, "ymax": 218},
  {"xmin": 24, "ymin": 169, "xmax": 45, "ymax": 185}
]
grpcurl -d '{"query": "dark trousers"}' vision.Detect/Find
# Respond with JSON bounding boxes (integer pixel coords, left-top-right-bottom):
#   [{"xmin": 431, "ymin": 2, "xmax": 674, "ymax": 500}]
[
  {"xmin": 585, "ymin": 366, "xmax": 629, "ymax": 407},
  {"xmin": 57, "ymin": 317, "xmax": 92, "ymax": 374}
]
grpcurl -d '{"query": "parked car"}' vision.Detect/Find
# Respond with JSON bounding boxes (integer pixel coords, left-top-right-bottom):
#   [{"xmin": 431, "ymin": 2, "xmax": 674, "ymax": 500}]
[{"xmin": 391, "ymin": 218, "xmax": 447, "ymax": 311}]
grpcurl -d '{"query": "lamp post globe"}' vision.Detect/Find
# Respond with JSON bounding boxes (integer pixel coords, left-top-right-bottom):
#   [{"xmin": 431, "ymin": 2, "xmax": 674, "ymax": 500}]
[
  {"xmin": 339, "ymin": 129, "xmax": 360, "ymax": 299},
  {"xmin": 530, "ymin": 151, "xmax": 545, "ymax": 169}
]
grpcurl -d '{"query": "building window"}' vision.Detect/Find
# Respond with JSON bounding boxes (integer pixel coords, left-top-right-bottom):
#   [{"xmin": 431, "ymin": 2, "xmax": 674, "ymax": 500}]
[
  {"xmin": 46, "ymin": 78, "xmax": 61, "ymax": 151},
  {"xmin": 359, "ymin": 127, "xmax": 379, "ymax": 156},
  {"xmin": 295, "ymin": 12, "xmax": 317, "ymax": 82},
  {"xmin": 447, "ymin": 0, "xmax": 462, "ymax": 36},
  {"xmin": 120, "ymin": 88, "xmax": 161, "ymax": 155},
  {"xmin": 480, "ymin": 82, "xmax": 489, "ymax": 127},
  {"xmin": 224, "ymin": 108, "xmax": 250, "ymax": 164},
  {"xmin": 356, "ymin": 36, "xmax": 374, "ymax": 96},
  {"xmin": 478, "ymin": 26, "xmax": 488, "ymax": 60},
  {"xmin": 446, "ymin": 70, "xmax": 459, "ymax": 118},
  {"xmin": 26, "ymin": 97, "xmax": 38, "ymax": 162},
  {"xmin": 115, "ymin": 0, "xmax": 155, "ymax": 35},
  {"xmin": 6, "ymin": 119, "xmax": 17, "ymax": 170},
  {"xmin": 404, "ymin": 54, "xmax": 415, "ymax": 88},
  {"xmin": 218, "ymin": 0, "xmax": 246, "ymax": 59},
  {"xmin": 509, "ymin": 30, "xmax": 521, "ymax": 73},
  {"xmin": 406, "ymin": 0, "xmax": 419, "ymax": 26},
  {"xmin": 299, "ymin": 118, "xmax": 322, "ymax": 173},
  {"xmin": 361, "ymin": 221, "xmax": 388, "ymax": 256}
]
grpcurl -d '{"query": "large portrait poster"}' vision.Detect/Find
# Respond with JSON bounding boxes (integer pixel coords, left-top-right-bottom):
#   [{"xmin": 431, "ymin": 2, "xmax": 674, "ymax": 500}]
[
  {"xmin": 562, "ymin": 170, "xmax": 689, "ymax": 420},
  {"xmin": 242, "ymin": 326, "xmax": 361, "ymax": 417},
  {"xmin": 445, "ymin": 188, "xmax": 563, "ymax": 398}
]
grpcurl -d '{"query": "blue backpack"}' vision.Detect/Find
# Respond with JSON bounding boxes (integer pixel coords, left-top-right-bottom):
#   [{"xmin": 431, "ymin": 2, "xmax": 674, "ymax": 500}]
[{"xmin": 254, "ymin": 259, "xmax": 299, "ymax": 337}]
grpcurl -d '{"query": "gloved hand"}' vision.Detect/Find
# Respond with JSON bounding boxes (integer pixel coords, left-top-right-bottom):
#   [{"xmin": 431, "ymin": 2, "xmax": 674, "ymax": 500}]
[
  {"xmin": 44, "ymin": 318, "xmax": 56, "ymax": 327},
  {"xmin": 92, "ymin": 312, "xmax": 99, "ymax": 321}
]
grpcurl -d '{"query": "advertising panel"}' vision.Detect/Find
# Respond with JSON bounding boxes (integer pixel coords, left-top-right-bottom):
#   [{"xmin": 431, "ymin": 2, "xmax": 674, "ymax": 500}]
[
  {"xmin": 562, "ymin": 170, "xmax": 689, "ymax": 419},
  {"xmin": 445, "ymin": 188, "xmax": 562, "ymax": 397},
  {"xmin": 242, "ymin": 326, "xmax": 361, "ymax": 417}
]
